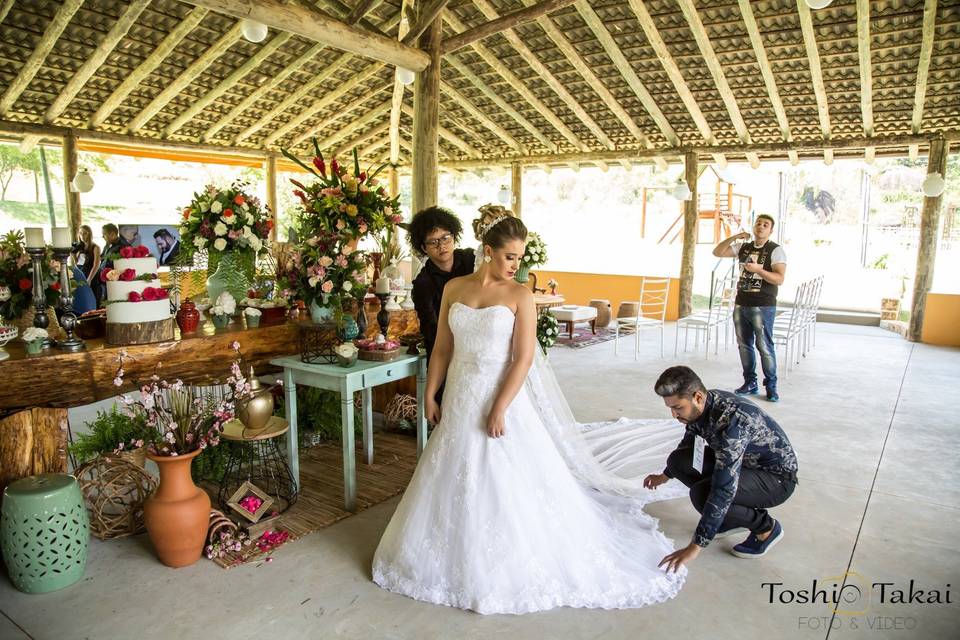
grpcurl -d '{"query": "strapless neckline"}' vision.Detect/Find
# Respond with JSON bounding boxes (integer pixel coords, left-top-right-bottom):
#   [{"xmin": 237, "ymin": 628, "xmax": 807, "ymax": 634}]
[{"xmin": 451, "ymin": 301, "xmax": 515, "ymax": 316}]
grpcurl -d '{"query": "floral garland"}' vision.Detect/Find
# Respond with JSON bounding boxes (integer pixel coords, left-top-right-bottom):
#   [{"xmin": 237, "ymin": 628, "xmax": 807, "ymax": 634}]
[
  {"xmin": 537, "ymin": 312, "xmax": 559, "ymax": 354},
  {"xmin": 521, "ymin": 232, "xmax": 548, "ymax": 267},
  {"xmin": 0, "ymin": 230, "xmax": 63, "ymax": 320},
  {"xmin": 179, "ymin": 181, "xmax": 272, "ymax": 258}
]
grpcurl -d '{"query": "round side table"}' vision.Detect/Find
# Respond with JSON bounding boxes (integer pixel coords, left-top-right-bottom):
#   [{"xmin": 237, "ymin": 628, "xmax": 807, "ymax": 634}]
[{"xmin": 217, "ymin": 417, "xmax": 298, "ymax": 514}]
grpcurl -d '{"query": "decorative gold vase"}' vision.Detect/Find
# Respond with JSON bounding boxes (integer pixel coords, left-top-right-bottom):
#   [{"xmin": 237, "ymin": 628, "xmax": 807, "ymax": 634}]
[{"xmin": 237, "ymin": 367, "xmax": 274, "ymax": 432}]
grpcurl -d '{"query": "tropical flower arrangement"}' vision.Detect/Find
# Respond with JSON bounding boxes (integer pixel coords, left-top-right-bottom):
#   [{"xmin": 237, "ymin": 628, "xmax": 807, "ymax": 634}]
[
  {"xmin": 521, "ymin": 232, "xmax": 548, "ymax": 267},
  {"xmin": 0, "ymin": 230, "xmax": 63, "ymax": 320},
  {"xmin": 537, "ymin": 312, "xmax": 559, "ymax": 354},
  {"xmin": 179, "ymin": 182, "xmax": 273, "ymax": 259},
  {"xmin": 112, "ymin": 344, "xmax": 249, "ymax": 457}
]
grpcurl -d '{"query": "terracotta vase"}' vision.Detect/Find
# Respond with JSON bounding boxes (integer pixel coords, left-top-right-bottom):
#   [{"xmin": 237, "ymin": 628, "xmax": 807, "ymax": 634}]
[
  {"xmin": 175, "ymin": 300, "xmax": 200, "ymax": 334},
  {"xmin": 143, "ymin": 448, "xmax": 210, "ymax": 568}
]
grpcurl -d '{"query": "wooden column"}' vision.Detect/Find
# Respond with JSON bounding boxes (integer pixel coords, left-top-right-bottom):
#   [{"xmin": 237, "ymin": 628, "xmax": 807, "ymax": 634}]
[
  {"xmin": 265, "ymin": 155, "xmax": 278, "ymax": 241},
  {"xmin": 62, "ymin": 132, "xmax": 81, "ymax": 239},
  {"xmin": 678, "ymin": 151, "xmax": 698, "ymax": 318},
  {"xmin": 411, "ymin": 15, "xmax": 441, "ymax": 217},
  {"xmin": 511, "ymin": 161, "xmax": 522, "ymax": 217},
  {"xmin": 908, "ymin": 139, "xmax": 948, "ymax": 342},
  {"xmin": 388, "ymin": 166, "xmax": 399, "ymax": 199}
]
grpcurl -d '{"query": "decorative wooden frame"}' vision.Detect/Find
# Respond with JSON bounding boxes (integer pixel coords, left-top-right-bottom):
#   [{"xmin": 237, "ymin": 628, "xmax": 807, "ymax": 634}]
[{"xmin": 227, "ymin": 481, "xmax": 274, "ymax": 524}]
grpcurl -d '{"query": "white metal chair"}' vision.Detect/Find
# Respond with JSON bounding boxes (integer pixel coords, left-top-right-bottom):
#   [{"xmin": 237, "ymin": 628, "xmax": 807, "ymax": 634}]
[
  {"xmin": 674, "ymin": 275, "xmax": 735, "ymax": 359},
  {"xmin": 615, "ymin": 277, "xmax": 670, "ymax": 359},
  {"xmin": 773, "ymin": 281, "xmax": 808, "ymax": 378}
]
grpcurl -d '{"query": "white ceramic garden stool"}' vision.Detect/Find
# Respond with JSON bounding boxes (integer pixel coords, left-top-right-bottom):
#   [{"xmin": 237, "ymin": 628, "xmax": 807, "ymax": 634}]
[{"xmin": 548, "ymin": 305, "xmax": 598, "ymax": 339}]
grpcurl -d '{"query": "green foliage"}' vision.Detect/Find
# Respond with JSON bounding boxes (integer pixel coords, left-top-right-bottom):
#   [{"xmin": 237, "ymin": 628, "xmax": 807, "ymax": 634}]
[
  {"xmin": 871, "ymin": 254, "xmax": 890, "ymax": 270},
  {"xmin": 273, "ymin": 386, "xmax": 361, "ymax": 443},
  {"xmin": 192, "ymin": 439, "xmax": 244, "ymax": 484},
  {"xmin": 69, "ymin": 406, "xmax": 151, "ymax": 464}
]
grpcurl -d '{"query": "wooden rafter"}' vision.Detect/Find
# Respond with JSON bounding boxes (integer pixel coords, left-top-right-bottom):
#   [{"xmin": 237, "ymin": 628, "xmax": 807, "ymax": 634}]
[
  {"xmin": 444, "ymin": 55, "xmax": 554, "ymax": 151},
  {"xmin": 736, "ymin": 0, "xmax": 797, "ymax": 165},
  {"xmin": 677, "ymin": 0, "xmax": 759, "ymax": 168},
  {"xmin": 796, "ymin": 0, "xmax": 833, "ymax": 165},
  {"xmin": 518, "ymin": 0, "xmax": 664, "ymax": 170},
  {"xmin": 90, "ymin": 7, "xmax": 207, "ymax": 129},
  {"xmin": 472, "ymin": 0, "xmax": 611, "ymax": 151},
  {"xmin": 446, "ymin": 12, "xmax": 584, "ymax": 153},
  {"xmin": 402, "ymin": 103, "xmax": 482, "ymax": 158},
  {"xmin": 444, "ymin": 110, "xmax": 486, "ymax": 152},
  {"xmin": 345, "ymin": 0, "xmax": 381, "ymax": 25},
  {"xmin": 401, "ymin": 0, "xmax": 451, "ymax": 46},
  {"xmin": 288, "ymin": 82, "xmax": 393, "ymax": 150},
  {"xmin": 442, "ymin": 0, "xmax": 577, "ymax": 54},
  {"xmin": 0, "ymin": 0, "xmax": 83, "ymax": 117},
  {"xmin": 856, "ymin": 0, "xmax": 874, "ymax": 163},
  {"xmin": 0, "ymin": 0, "xmax": 14, "ymax": 24},
  {"xmin": 45, "ymin": 0, "xmax": 151, "ymax": 124},
  {"xmin": 341, "ymin": 120, "xmax": 391, "ymax": 158},
  {"xmin": 573, "ymin": 1, "xmax": 678, "ymax": 148},
  {"xmin": 390, "ymin": 0, "xmax": 412, "ymax": 164},
  {"xmin": 164, "ymin": 32, "xmax": 291, "ymax": 138},
  {"xmin": 320, "ymin": 100, "xmax": 393, "ymax": 154},
  {"xmin": 627, "ymin": 0, "xmax": 725, "ymax": 167},
  {"xmin": 180, "ymin": 0, "xmax": 431, "ymax": 71},
  {"xmin": 910, "ymin": 0, "xmax": 938, "ymax": 161},
  {"xmin": 440, "ymin": 80, "xmax": 526, "ymax": 154},
  {"xmin": 128, "ymin": 23, "xmax": 244, "ymax": 133}
]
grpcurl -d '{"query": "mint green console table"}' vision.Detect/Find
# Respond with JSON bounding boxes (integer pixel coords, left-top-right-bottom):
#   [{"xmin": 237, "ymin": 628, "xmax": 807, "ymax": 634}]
[{"xmin": 269, "ymin": 353, "xmax": 428, "ymax": 511}]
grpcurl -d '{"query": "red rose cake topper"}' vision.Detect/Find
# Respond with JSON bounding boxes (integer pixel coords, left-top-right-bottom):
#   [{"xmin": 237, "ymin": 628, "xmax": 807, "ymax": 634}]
[{"xmin": 119, "ymin": 245, "xmax": 152, "ymax": 259}]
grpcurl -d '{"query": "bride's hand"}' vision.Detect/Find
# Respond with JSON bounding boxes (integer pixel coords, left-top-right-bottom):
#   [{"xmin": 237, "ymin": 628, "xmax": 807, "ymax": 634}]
[
  {"xmin": 486, "ymin": 410, "xmax": 505, "ymax": 438},
  {"xmin": 426, "ymin": 399, "xmax": 442, "ymax": 425}
]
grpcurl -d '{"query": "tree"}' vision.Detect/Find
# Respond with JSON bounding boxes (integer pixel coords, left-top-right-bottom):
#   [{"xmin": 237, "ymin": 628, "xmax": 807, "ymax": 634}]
[{"xmin": 0, "ymin": 144, "xmax": 40, "ymax": 200}]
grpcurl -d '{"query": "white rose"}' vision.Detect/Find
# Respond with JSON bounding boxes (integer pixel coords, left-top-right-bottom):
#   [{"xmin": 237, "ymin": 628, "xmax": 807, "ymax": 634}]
[
  {"xmin": 250, "ymin": 237, "xmax": 262, "ymax": 252},
  {"xmin": 214, "ymin": 222, "xmax": 228, "ymax": 236},
  {"xmin": 202, "ymin": 200, "xmax": 211, "ymax": 213},
  {"xmin": 213, "ymin": 238, "xmax": 227, "ymax": 251},
  {"xmin": 0, "ymin": 285, "xmax": 11, "ymax": 302},
  {"xmin": 193, "ymin": 236, "xmax": 207, "ymax": 249},
  {"xmin": 242, "ymin": 225, "xmax": 253, "ymax": 238},
  {"xmin": 210, "ymin": 201, "xmax": 223, "ymax": 214},
  {"xmin": 308, "ymin": 275, "xmax": 319, "ymax": 288},
  {"xmin": 342, "ymin": 281, "xmax": 353, "ymax": 292}
]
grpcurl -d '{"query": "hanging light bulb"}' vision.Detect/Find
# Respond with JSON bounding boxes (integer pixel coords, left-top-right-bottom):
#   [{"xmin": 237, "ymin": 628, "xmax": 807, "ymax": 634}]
[
  {"xmin": 395, "ymin": 67, "xmax": 415, "ymax": 86},
  {"xmin": 497, "ymin": 185, "xmax": 511, "ymax": 205},
  {"xmin": 240, "ymin": 19, "xmax": 268, "ymax": 43},
  {"xmin": 805, "ymin": 0, "xmax": 833, "ymax": 9},
  {"xmin": 922, "ymin": 172, "xmax": 946, "ymax": 197},
  {"xmin": 71, "ymin": 168, "xmax": 94, "ymax": 193},
  {"xmin": 672, "ymin": 181, "xmax": 691, "ymax": 201}
]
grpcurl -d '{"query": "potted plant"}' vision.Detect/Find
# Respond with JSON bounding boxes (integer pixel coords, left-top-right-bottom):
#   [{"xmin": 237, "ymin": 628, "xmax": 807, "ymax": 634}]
[
  {"xmin": 69, "ymin": 405, "xmax": 152, "ymax": 468},
  {"xmin": 21, "ymin": 327, "xmax": 48, "ymax": 354}
]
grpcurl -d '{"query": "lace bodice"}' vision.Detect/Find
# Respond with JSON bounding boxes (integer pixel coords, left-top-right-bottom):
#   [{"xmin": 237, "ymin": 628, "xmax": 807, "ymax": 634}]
[{"xmin": 448, "ymin": 302, "xmax": 515, "ymax": 367}]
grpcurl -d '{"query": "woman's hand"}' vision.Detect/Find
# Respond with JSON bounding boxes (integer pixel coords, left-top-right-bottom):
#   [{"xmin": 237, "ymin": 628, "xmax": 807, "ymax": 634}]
[
  {"xmin": 486, "ymin": 409, "xmax": 505, "ymax": 438},
  {"xmin": 426, "ymin": 399, "xmax": 442, "ymax": 426}
]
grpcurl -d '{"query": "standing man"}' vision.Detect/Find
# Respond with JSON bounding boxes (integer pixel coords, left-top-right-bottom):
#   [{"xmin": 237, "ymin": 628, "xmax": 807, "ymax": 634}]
[
  {"xmin": 713, "ymin": 214, "xmax": 786, "ymax": 402},
  {"xmin": 97, "ymin": 223, "xmax": 123, "ymax": 305},
  {"xmin": 645, "ymin": 366, "xmax": 798, "ymax": 573}
]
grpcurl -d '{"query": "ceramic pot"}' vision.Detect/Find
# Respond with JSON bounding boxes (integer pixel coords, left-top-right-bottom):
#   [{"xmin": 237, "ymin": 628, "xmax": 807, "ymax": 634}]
[
  {"xmin": 143, "ymin": 448, "xmax": 210, "ymax": 568},
  {"xmin": 212, "ymin": 314, "xmax": 230, "ymax": 329},
  {"xmin": 245, "ymin": 314, "xmax": 261, "ymax": 328},
  {"xmin": 309, "ymin": 299, "xmax": 333, "ymax": 324},
  {"xmin": 25, "ymin": 339, "xmax": 44, "ymax": 354},
  {"xmin": 237, "ymin": 368, "xmax": 274, "ymax": 431},
  {"xmin": 514, "ymin": 264, "xmax": 531, "ymax": 284},
  {"xmin": 176, "ymin": 301, "xmax": 200, "ymax": 334},
  {"xmin": 206, "ymin": 251, "xmax": 252, "ymax": 304}
]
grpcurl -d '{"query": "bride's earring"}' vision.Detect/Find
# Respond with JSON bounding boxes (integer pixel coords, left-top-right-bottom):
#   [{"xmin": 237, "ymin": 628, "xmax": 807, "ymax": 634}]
[{"xmin": 484, "ymin": 255, "xmax": 492, "ymax": 263}]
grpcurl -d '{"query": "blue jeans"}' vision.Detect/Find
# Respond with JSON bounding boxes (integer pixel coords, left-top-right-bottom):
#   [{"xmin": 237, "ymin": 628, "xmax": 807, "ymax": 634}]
[{"xmin": 733, "ymin": 305, "xmax": 777, "ymax": 388}]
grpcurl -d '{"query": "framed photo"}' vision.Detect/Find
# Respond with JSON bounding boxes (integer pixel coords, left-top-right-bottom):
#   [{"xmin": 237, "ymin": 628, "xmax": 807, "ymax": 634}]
[
  {"xmin": 117, "ymin": 224, "xmax": 184, "ymax": 269},
  {"xmin": 226, "ymin": 481, "xmax": 274, "ymax": 523}
]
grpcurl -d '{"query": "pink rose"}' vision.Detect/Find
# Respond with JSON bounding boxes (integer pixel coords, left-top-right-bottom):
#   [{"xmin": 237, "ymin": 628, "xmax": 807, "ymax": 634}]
[
  {"xmin": 119, "ymin": 268, "xmax": 136, "ymax": 281},
  {"xmin": 321, "ymin": 281, "xmax": 334, "ymax": 293}
]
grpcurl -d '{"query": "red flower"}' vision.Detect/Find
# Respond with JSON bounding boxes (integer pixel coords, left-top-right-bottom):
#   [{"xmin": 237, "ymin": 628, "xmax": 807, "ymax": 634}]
[
  {"xmin": 358, "ymin": 172, "xmax": 366, "ymax": 182},
  {"xmin": 156, "ymin": 288, "xmax": 169, "ymax": 299},
  {"xmin": 128, "ymin": 291, "xmax": 142, "ymax": 302},
  {"xmin": 119, "ymin": 246, "xmax": 134, "ymax": 259},
  {"xmin": 312, "ymin": 156, "xmax": 326, "ymax": 176},
  {"xmin": 119, "ymin": 269, "xmax": 136, "ymax": 281},
  {"xmin": 265, "ymin": 220, "xmax": 274, "ymax": 231},
  {"xmin": 135, "ymin": 246, "xmax": 150, "ymax": 258},
  {"xmin": 142, "ymin": 287, "xmax": 158, "ymax": 301},
  {"xmin": 293, "ymin": 190, "xmax": 307, "ymax": 203},
  {"xmin": 234, "ymin": 194, "xmax": 245, "ymax": 206},
  {"xmin": 223, "ymin": 208, "xmax": 234, "ymax": 218},
  {"xmin": 50, "ymin": 281, "xmax": 61, "ymax": 291},
  {"xmin": 182, "ymin": 207, "xmax": 191, "ymax": 219},
  {"xmin": 18, "ymin": 278, "xmax": 32, "ymax": 291},
  {"xmin": 330, "ymin": 158, "xmax": 339, "ymax": 175}
]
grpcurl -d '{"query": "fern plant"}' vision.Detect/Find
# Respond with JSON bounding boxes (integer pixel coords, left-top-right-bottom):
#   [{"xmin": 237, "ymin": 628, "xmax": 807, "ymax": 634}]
[{"xmin": 69, "ymin": 405, "xmax": 152, "ymax": 464}]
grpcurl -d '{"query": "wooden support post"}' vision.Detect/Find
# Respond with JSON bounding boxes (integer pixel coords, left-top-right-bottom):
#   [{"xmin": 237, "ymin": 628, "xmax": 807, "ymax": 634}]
[
  {"xmin": 679, "ymin": 151, "xmax": 698, "ymax": 318},
  {"xmin": 411, "ymin": 17, "xmax": 441, "ymax": 217},
  {"xmin": 641, "ymin": 186, "xmax": 647, "ymax": 239},
  {"xmin": 908, "ymin": 138, "xmax": 948, "ymax": 342},
  {"xmin": 511, "ymin": 162, "xmax": 522, "ymax": 217},
  {"xmin": 62, "ymin": 132, "xmax": 81, "ymax": 239},
  {"xmin": 266, "ymin": 155, "xmax": 278, "ymax": 241},
  {"xmin": 388, "ymin": 166, "xmax": 399, "ymax": 199}
]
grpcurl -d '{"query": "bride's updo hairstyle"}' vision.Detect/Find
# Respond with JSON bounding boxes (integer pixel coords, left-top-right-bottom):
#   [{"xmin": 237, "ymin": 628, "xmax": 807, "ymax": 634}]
[{"xmin": 472, "ymin": 203, "xmax": 527, "ymax": 249}]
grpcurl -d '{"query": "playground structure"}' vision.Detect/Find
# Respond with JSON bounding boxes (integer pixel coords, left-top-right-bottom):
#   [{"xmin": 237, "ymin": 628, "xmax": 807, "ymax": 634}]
[{"xmin": 650, "ymin": 166, "xmax": 753, "ymax": 245}]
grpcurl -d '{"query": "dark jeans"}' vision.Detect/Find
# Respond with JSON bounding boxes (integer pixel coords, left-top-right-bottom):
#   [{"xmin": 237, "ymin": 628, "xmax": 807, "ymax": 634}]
[
  {"xmin": 666, "ymin": 445, "xmax": 796, "ymax": 535},
  {"xmin": 733, "ymin": 304, "xmax": 778, "ymax": 388}
]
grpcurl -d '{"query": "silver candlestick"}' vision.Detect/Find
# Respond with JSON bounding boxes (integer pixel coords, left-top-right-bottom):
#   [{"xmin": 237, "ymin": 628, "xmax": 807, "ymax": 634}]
[
  {"xmin": 25, "ymin": 246, "xmax": 54, "ymax": 350},
  {"xmin": 51, "ymin": 247, "xmax": 85, "ymax": 352}
]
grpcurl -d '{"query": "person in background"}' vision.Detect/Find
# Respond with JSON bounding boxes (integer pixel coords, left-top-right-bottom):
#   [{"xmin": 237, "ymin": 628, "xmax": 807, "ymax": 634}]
[
  {"xmin": 97, "ymin": 223, "xmax": 122, "ymax": 307},
  {"xmin": 72, "ymin": 224, "xmax": 101, "ymax": 305}
]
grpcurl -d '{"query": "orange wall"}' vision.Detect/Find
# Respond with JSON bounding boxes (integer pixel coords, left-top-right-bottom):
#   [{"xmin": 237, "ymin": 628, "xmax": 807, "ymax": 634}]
[
  {"xmin": 921, "ymin": 293, "xmax": 960, "ymax": 347},
  {"xmin": 532, "ymin": 271, "xmax": 681, "ymax": 321}
]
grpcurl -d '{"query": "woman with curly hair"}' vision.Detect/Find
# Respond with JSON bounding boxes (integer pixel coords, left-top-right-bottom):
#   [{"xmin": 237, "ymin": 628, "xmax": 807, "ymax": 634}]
[{"xmin": 407, "ymin": 206, "xmax": 475, "ymax": 363}]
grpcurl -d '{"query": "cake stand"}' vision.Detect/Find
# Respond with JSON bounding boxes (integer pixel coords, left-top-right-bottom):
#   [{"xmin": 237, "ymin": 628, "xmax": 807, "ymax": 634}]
[{"xmin": 0, "ymin": 325, "xmax": 19, "ymax": 361}]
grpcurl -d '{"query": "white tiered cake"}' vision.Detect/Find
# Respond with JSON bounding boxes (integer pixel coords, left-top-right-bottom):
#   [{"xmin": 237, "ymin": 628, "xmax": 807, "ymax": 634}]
[{"xmin": 105, "ymin": 251, "xmax": 174, "ymax": 345}]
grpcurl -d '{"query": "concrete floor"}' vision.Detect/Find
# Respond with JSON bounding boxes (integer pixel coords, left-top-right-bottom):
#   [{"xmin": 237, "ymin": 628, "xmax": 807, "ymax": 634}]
[{"xmin": 1, "ymin": 322, "xmax": 958, "ymax": 640}]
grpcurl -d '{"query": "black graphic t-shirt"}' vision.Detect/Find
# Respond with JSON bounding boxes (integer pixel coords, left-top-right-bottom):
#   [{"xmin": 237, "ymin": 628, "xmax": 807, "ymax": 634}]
[{"xmin": 734, "ymin": 240, "xmax": 786, "ymax": 307}]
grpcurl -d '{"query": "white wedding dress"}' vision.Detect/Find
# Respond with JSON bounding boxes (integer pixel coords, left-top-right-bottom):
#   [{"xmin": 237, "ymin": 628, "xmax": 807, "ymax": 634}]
[{"xmin": 372, "ymin": 302, "xmax": 688, "ymax": 614}]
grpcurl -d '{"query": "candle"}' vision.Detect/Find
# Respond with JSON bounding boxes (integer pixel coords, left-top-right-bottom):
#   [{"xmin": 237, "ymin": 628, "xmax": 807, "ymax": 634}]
[
  {"xmin": 52, "ymin": 227, "xmax": 72, "ymax": 249},
  {"xmin": 375, "ymin": 276, "xmax": 390, "ymax": 294},
  {"xmin": 24, "ymin": 227, "xmax": 45, "ymax": 248}
]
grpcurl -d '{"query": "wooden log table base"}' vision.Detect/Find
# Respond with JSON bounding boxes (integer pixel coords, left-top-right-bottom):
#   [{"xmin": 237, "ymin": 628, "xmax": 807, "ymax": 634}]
[{"xmin": 105, "ymin": 318, "xmax": 176, "ymax": 346}]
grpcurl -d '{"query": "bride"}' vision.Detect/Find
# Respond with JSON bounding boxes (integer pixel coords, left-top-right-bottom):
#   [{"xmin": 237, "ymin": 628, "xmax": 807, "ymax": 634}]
[{"xmin": 373, "ymin": 210, "xmax": 687, "ymax": 614}]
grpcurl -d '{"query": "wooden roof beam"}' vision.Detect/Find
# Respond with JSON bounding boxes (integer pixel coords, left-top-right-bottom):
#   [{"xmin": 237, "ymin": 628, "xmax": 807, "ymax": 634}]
[
  {"xmin": 440, "ymin": 80, "xmax": 526, "ymax": 154},
  {"xmin": 390, "ymin": 0, "xmax": 413, "ymax": 165},
  {"xmin": 179, "ymin": 0, "xmax": 431, "ymax": 71},
  {"xmin": 0, "ymin": 0, "xmax": 83, "ymax": 117},
  {"xmin": 91, "ymin": 8, "xmax": 207, "ymax": 129},
  {"xmin": 797, "ymin": 0, "xmax": 833, "ymax": 165},
  {"xmin": 128, "ymin": 23, "xmax": 244, "ymax": 133},
  {"xmin": 345, "ymin": 0, "xmax": 382, "ymax": 25},
  {"xmin": 573, "ymin": 1, "xmax": 678, "ymax": 149},
  {"xmin": 856, "ymin": 0, "xmax": 875, "ymax": 164},
  {"xmin": 627, "ymin": 0, "xmax": 725, "ymax": 167},
  {"xmin": 401, "ymin": 103, "xmax": 483, "ymax": 158},
  {"xmin": 287, "ymin": 81, "xmax": 393, "ymax": 149},
  {"xmin": 401, "ymin": 0, "xmax": 451, "ymax": 46},
  {"xmin": 0, "ymin": 0, "xmax": 14, "ymax": 24},
  {"xmin": 472, "ymin": 0, "xmax": 613, "ymax": 152},
  {"xmin": 442, "ymin": 0, "xmax": 577, "ymax": 54},
  {"xmin": 45, "ymin": 0, "xmax": 151, "ymax": 125},
  {"xmin": 736, "ymin": 0, "xmax": 797, "ymax": 165},
  {"xmin": 910, "ymin": 0, "xmax": 938, "ymax": 161},
  {"xmin": 677, "ymin": 0, "xmax": 759, "ymax": 168},
  {"xmin": 323, "ymin": 102, "xmax": 393, "ymax": 155},
  {"xmin": 518, "ymin": 0, "xmax": 666, "ymax": 171}
]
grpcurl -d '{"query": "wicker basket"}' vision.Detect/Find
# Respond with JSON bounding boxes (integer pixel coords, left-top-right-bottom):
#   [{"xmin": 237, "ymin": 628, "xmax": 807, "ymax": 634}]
[
  {"xmin": 298, "ymin": 321, "xmax": 338, "ymax": 364},
  {"xmin": 358, "ymin": 347, "xmax": 399, "ymax": 362}
]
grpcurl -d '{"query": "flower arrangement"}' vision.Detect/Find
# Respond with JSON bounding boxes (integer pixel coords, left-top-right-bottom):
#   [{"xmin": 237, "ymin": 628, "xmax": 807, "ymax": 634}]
[
  {"xmin": 243, "ymin": 307, "xmax": 262, "ymax": 317},
  {"xmin": 179, "ymin": 182, "xmax": 273, "ymax": 258},
  {"xmin": 210, "ymin": 291, "xmax": 237, "ymax": 317},
  {"xmin": 283, "ymin": 229, "xmax": 368, "ymax": 313},
  {"xmin": 206, "ymin": 529, "xmax": 250, "ymax": 560},
  {"xmin": 355, "ymin": 336, "xmax": 400, "ymax": 351},
  {"xmin": 521, "ymin": 232, "xmax": 548, "ymax": 267},
  {"xmin": 537, "ymin": 312, "xmax": 559, "ymax": 353},
  {"xmin": 547, "ymin": 278, "xmax": 559, "ymax": 295},
  {"xmin": 0, "ymin": 230, "xmax": 62, "ymax": 320},
  {"xmin": 21, "ymin": 327, "xmax": 48, "ymax": 344},
  {"xmin": 335, "ymin": 343, "xmax": 358, "ymax": 359}
]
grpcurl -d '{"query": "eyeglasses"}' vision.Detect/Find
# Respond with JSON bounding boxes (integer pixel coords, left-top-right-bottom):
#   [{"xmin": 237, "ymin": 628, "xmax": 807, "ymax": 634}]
[{"xmin": 424, "ymin": 234, "xmax": 454, "ymax": 249}]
